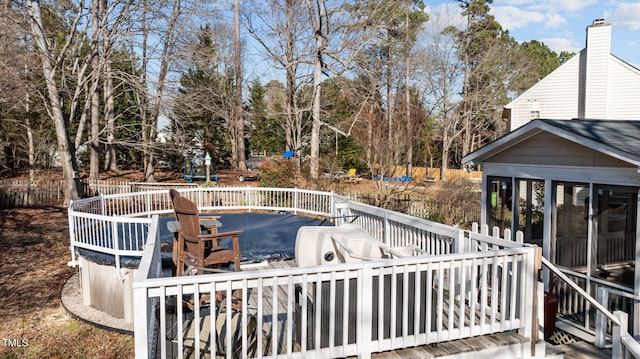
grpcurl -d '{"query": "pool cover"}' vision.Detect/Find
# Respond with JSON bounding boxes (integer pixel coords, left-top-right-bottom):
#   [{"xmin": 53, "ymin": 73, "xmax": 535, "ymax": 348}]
[
  {"xmin": 78, "ymin": 212, "xmax": 333, "ymax": 268},
  {"xmin": 211, "ymin": 212, "xmax": 333, "ymax": 263}
]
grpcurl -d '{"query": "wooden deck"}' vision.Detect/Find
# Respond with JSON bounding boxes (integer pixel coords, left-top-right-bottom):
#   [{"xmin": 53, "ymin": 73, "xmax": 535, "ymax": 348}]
[
  {"xmin": 367, "ymin": 332, "xmax": 530, "ymax": 358},
  {"xmin": 153, "ymin": 260, "xmax": 620, "ymax": 359},
  {"xmin": 156, "ymin": 260, "xmax": 537, "ymax": 358},
  {"xmin": 550, "ymin": 341, "xmax": 611, "ymax": 359}
]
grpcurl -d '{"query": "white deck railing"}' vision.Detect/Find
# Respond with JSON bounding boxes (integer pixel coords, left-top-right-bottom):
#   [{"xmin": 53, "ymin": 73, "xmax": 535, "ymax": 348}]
[
  {"xmin": 68, "ymin": 187, "xmax": 341, "ymax": 271},
  {"xmin": 134, "ymin": 239, "xmax": 538, "ymax": 358},
  {"xmin": 67, "ymin": 186, "xmax": 636, "ymax": 358},
  {"xmin": 552, "ymin": 267, "xmax": 638, "ymax": 339},
  {"xmin": 542, "ymin": 257, "xmax": 640, "ymax": 358}
]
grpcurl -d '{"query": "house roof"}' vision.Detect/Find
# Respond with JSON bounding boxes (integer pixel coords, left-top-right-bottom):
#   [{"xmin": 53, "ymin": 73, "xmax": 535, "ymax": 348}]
[{"xmin": 462, "ymin": 119, "xmax": 640, "ymax": 167}]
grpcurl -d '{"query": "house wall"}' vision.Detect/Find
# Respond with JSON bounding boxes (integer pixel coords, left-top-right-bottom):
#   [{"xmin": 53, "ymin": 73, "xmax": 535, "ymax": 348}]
[
  {"xmin": 506, "ymin": 20, "xmax": 640, "ymax": 131},
  {"xmin": 486, "ymin": 132, "xmax": 632, "ymax": 168},
  {"xmin": 606, "ymin": 57, "xmax": 640, "ymax": 119},
  {"xmin": 507, "ymin": 55, "xmax": 582, "ymax": 130}
]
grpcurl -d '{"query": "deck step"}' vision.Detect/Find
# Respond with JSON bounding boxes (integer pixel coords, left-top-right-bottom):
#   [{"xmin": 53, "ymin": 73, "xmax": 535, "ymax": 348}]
[
  {"xmin": 550, "ymin": 341, "xmax": 611, "ymax": 359},
  {"xmin": 551, "ymin": 341, "xmax": 611, "ymax": 359},
  {"xmin": 545, "ymin": 346, "xmax": 565, "ymax": 359}
]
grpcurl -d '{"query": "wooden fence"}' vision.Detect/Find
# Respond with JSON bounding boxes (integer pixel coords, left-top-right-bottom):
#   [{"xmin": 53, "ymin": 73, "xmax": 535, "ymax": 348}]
[
  {"xmin": 0, "ymin": 179, "xmax": 205, "ymax": 209},
  {"xmin": 0, "ymin": 179, "xmax": 64, "ymax": 209},
  {"xmin": 0, "ymin": 174, "xmax": 483, "ymax": 217},
  {"xmin": 385, "ymin": 166, "xmax": 482, "ymax": 182}
]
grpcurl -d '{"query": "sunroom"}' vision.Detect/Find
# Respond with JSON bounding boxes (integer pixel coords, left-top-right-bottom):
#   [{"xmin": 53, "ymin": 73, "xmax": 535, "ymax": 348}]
[{"xmin": 462, "ymin": 118, "xmax": 640, "ymax": 342}]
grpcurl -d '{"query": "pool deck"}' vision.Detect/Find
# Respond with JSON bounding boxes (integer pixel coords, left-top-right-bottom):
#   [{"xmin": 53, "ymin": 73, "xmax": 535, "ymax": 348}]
[
  {"xmin": 60, "ymin": 259, "xmax": 614, "ymax": 359},
  {"xmin": 61, "ymin": 209, "xmax": 616, "ymax": 359}
]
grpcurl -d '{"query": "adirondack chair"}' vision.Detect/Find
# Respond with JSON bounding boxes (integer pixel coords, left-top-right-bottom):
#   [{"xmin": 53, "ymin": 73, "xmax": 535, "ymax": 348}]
[{"xmin": 170, "ymin": 190, "xmax": 243, "ymax": 275}]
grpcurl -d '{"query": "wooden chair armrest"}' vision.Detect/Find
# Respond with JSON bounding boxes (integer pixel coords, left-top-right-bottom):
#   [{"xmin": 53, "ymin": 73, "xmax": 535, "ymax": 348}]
[
  {"xmin": 198, "ymin": 217, "xmax": 222, "ymax": 233},
  {"xmin": 199, "ymin": 215, "xmax": 221, "ymax": 220},
  {"xmin": 198, "ymin": 230, "xmax": 244, "ymax": 240}
]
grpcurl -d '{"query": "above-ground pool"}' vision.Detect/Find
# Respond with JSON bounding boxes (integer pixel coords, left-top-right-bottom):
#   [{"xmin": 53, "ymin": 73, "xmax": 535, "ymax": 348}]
[{"xmin": 74, "ymin": 211, "xmax": 333, "ymax": 324}]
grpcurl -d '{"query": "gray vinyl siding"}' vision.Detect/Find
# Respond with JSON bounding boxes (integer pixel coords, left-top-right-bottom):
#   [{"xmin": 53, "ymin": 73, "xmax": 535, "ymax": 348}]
[{"xmin": 485, "ymin": 132, "xmax": 632, "ymax": 168}]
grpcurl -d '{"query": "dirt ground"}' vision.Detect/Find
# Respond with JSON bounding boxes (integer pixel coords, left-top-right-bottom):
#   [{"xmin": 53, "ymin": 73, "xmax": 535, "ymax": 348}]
[{"xmin": 0, "ymin": 207, "xmax": 135, "ymax": 359}]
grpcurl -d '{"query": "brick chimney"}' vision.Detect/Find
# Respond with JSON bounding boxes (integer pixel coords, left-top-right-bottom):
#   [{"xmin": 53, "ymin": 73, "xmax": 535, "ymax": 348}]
[{"xmin": 583, "ymin": 19, "xmax": 611, "ymax": 118}]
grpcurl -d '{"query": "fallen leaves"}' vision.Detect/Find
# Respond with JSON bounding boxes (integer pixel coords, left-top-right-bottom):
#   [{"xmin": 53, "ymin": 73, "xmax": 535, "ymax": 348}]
[{"xmin": 0, "ymin": 207, "xmax": 134, "ymax": 359}]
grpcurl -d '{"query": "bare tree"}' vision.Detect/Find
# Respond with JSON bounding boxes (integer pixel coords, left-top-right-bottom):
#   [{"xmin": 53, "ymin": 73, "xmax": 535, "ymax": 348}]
[
  {"xmin": 245, "ymin": 0, "xmax": 311, "ymax": 159},
  {"xmin": 89, "ymin": 0, "xmax": 101, "ymax": 179},
  {"xmin": 305, "ymin": 0, "xmax": 327, "ymax": 180},
  {"xmin": 0, "ymin": 2, "xmax": 35, "ymax": 179},
  {"xmin": 234, "ymin": 0, "xmax": 246, "ymax": 170},
  {"xmin": 24, "ymin": 0, "xmax": 83, "ymax": 204},
  {"xmin": 416, "ymin": 5, "xmax": 463, "ymax": 182},
  {"xmin": 142, "ymin": 0, "xmax": 182, "ymax": 182},
  {"xmin": 102, "ymin": 0, "xmax": 117, "ymax": 172}
]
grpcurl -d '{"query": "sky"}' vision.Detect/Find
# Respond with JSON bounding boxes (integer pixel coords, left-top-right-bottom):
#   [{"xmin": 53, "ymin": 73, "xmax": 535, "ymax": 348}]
[{"xmin": 428, "ymin": 0, "xmax": 640, "ymax": 67}]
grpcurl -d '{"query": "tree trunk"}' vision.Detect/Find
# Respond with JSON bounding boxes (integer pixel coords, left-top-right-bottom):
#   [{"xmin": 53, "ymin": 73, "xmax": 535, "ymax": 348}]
[
  {"xmin": 440, "ymin": 132, "xmax": 449, "ymax": 182},
  {"xmin": 103, "ymin": 54, "xmax": 116, "ymax": 172},
  {"xmin": 140, "ymin": 0, "xmax": 149, "ymax": 175},
  {"xmin": 366, "ymin": 104, "xmax": 373, "ymax": 167},
  {"xmin": 404, "ymin": 4, "xmax": 412, "ymax": 176},
  {"xmin": 89, "ymin": 0, "xmax": 100, "ymax": 179},
  {"xmin": 26, "ymin": 117, "xmax": 35, "ymax": 184},
  {"xmin": 27, "ymin": 0, "xmax": 80, "ymax": 204},
  {"xmin": 386, "ymin": 43, "xmax": 393, "ymax": 165},
  {"xmin": 284, "ymin": 1, "xmax": 295, "ymax": 153},
  {"xmin": 102, "ymin": 0, "xmax": 117, "ymax": 172},
  {"xmin": 234, "ymin": 0, "xmax": 246, "ymax": 171},
  {"xmin": 144, "ymin": 0, "xmax": 181, "ymax": 182},
  {"xmin": 24, "ymin": 88, "xmax": 35, "ymax": 184},
  {"xmin": 308, "ymin": 0, "xmax": 326, "ymax": 180}
]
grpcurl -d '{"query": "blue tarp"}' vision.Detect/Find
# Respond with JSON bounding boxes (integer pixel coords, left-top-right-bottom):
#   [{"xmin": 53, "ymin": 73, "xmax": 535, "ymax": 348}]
[{"xmin": 283, "ymin": 150, "xmax": 296, "ymax": 159}]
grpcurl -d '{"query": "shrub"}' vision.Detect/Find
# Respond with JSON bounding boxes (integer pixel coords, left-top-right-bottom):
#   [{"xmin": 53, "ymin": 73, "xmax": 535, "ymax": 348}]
[{"xmin": 258, "ymin": 158, "xmax": 297, "ymax": 188}]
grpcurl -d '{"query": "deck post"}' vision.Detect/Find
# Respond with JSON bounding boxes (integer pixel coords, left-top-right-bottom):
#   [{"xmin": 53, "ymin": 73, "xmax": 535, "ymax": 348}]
[
  {"xmin": 612, "ymin": 311, "xmax": 627, "ymax": 358},
  {"xmin": 359, "ymin": 265, "xmax": 373, "ymax": 359},
  {"xmin": 530, "ymin": 246, "xmax": 542, "ymax": 357},
  {"xmin": 383, "ymin": 213, "xmax": 390, "ymax": 246},
  {"xmin": 595, "ymin": 287, "xmax": 608, "ymax": 347},
  {"xmin": 67, "ymin": 202, "xmax": 77, "ymax": 266},
  {"xmin": 112, "ymin": 220, "xmax": 121, "ymax": 279},
  {"xmin": 133, "ymin": 285, "xmax": 149, "ymax": 359},
  {"xmin": 453, "ymin": 230, "xmax": 461, "ymax": 253}
]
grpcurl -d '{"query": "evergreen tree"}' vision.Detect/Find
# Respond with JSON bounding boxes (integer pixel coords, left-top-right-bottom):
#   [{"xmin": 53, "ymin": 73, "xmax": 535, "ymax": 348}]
[
  {"xmin": 509, "ymin": 40, "xmax": 562, "ymax": 96},
  {"xmin": 451, "ymin": 0, "xmax": 512, "ymax": 163},
  {"xmin": 246, "ymin": 79, "xmax": 286, "ymax": 155},
  {"xmin": 172, "ymin": 25, "xmax": 235, "ymax": 168}
]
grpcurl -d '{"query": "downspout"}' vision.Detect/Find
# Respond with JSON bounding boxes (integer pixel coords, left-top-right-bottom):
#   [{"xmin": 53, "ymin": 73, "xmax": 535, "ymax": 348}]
[
  {"xmin": 542, "ymin": 179, "xmax": 554, "ymax": 291},
  {"xmin": 635, "ymin": 187, "xmax": 640, "ymax": 335}
]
